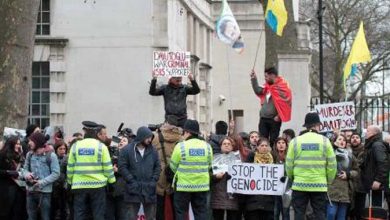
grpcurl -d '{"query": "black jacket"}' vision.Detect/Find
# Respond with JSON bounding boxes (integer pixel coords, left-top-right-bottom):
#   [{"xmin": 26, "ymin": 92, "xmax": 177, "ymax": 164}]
[
  {"xmin": 360, "ymin": 133, "xmax": 389, "ymax": 192},
  {"xmin": 208, "ymin": 134, "xmax": 226, "ymax": 155},
  {"xmin": 149, "ymin": 79, "xmax": 200, "ymax": 119},
  {"xmin": 118, "ymin": 127, "xmax": 161, "ymax": 204}
]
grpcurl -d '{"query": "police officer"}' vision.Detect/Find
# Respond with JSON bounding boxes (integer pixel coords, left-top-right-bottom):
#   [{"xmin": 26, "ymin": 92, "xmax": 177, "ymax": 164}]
[
  {"xmin": 169, "ymin": 119, "xmax": 213, "ymax": 219},
  {"xmin": 286, "ymin": 112, "xmax": 337, "ymax": 219},
  {"xmin": 67, "ymin": 121, "xmax": 116, "ymax": 220}
]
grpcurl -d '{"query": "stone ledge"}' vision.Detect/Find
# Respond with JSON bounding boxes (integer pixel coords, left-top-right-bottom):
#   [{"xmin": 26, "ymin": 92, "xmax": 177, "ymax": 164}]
[{"xmin": 35, "ymin": 36, "xmax": 69, "ymax": 47}]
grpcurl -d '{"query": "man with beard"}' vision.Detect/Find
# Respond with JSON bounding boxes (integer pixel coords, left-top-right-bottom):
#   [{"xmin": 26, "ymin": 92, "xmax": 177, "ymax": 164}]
[
  {"xmin": 119, "ymin": 126, "xmax": 161, "ymax": 220},
  {"xmin": 149, "ymin": 73, "xmax": 200, "ymax": 127},
  {"xmin": 348, "ymin": 132, "xmax": 366, "ymax": 219},
  {"xmin": 250, "ymin": 67, "xmax": 292, "ymax": 147},
  {"xmin": 360, "ymin": 125, "xmax": 389, "ymax": 206}
]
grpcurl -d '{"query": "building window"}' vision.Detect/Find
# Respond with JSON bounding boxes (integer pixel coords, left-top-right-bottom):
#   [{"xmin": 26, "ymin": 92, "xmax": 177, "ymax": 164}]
[
  {"xmin": 29, "ymin": 62, "xmax": 50, "ymax": 128},
  {"xmin": 36, "ymin": 0, "xmax": 50, "ymax": 35}
]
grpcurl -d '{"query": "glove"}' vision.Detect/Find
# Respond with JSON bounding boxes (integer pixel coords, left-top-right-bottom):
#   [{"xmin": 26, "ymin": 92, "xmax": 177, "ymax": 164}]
[
  {"xmin": 6, "ymin": 170, "xmax": 19, "ymax": 178},
  {"xmin": 225, "ymin": 173, "xmax": 232, "ymax": 180},
  {"xmin": 280, "ymin": 176, "xmax": 287, "ymax": 183}
]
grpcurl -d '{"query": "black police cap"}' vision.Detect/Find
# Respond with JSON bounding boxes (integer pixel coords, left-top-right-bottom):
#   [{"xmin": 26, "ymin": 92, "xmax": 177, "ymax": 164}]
[{"xmin": 82, "ymin": 121, "xmax": 100, "ymax": 130}]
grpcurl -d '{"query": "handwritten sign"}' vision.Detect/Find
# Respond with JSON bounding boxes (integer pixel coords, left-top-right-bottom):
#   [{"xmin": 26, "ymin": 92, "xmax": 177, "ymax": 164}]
[
  {"xmin": 153, "ymin": 51, "xmax": 190, "ymax": 77},
  {"xmin": 227, "ymin": 163, "xmax": 284, "ymax": 195},
  {"xmin": 314, "ymin": 102, "xmax": 356, "ymax": 132}
]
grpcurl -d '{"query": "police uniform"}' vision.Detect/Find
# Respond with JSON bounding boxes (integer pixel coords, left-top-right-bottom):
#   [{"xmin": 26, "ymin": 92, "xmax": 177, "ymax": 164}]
[
  {"xmin": 285, "ymin": 113, "xmax": 336, "ymax": 220},
  {"xmin": 170, "ymin": 119, "xmax": 213, "ymax": 219},
  {"xmin": 67, "ymin": 121, "xmax": 115, "ymax": 220}
]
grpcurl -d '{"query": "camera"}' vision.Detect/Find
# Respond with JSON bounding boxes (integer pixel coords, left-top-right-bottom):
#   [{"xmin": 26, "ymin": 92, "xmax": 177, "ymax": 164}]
[
  {"xmin": 219, "ymin": 95, "xmax": 226, "ymax": 105},
  {"xmin": 148, "ymin": 124, "xmax": 162, "ymax": 132}
]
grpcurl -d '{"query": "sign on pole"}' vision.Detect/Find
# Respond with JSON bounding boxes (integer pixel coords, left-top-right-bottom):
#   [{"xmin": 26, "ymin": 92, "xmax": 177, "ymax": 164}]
[
  {"xmin": 314, "ymin": 101, "xmax": 356, "ymax": 132},
  {"xmin": 153, "ymin": 51, "xmax": 191, "ymax": 77},
  {"xmin": 227, "ymin": 163, "xmax": 285, "ymax": 195}
]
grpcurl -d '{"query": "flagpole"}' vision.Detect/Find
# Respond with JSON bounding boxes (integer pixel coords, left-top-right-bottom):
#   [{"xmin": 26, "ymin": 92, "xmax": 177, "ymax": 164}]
[
  {"xmin": 252, "ymin": 30, "xmax": 264, "ymax": 70},
  {"xmin": 226, "ymin": 46, "xmax": 234, "ymax": 121}
]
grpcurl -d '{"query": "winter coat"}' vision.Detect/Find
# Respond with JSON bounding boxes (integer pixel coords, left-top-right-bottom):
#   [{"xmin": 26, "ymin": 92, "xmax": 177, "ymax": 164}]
[
  {"xmin": 244, "ymin": 152, "xmax": 274, "ymax": 212},
  {"xmin": 351, "ymin": 144, "xmax": 365, "ymax": 192},
  {"xmin": 211, "ymin": 173, "xmax": 239, "ymax": 210},
  {"xmin": 208, "ymin": 134, "xmax": 226, "ymax": 155},
  {"xmin": 149, "ymin": 79, "xmax": 200, "ymax": 119},
  {"xmin": 0, "ymin": 151, "xmax": 23, "ymax": 217},
  {"xmin": 360, "ymin": 133, "xmax": 389, "ymax": 192},
  {"xmin": 52, "ymin": 155, "xmax": 67, "ymax": 200},
  {"xmin": 119, "ymin": 127, "xmax": 161, "ymax": 204},
  {"xmin": 328, "ymin": 148, "xmax": 358, "ymax": 203},
  {"xmin": 151, "ymin": 124, "xmax": 181, "ymax": 196}
]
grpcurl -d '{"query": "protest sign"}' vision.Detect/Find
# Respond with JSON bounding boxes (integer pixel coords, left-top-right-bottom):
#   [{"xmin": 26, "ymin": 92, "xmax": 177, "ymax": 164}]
[
  {"xmin": 227, "ymin": 163, "xmax": 284, "ymax": 195},
  {"xmin": 153, "ymin": 51, "xmax": 191, "ymax": 77},
  {"xmin": 314, "ymin": 102, "xmax": 356, "ymax": 132},
  {"xmin": 212, "ymin": 151, "xmax": 241, "ymax": 174},
  {"xmin": 3, "ymin": 127, "xmax": 26, "ymax": 140}
]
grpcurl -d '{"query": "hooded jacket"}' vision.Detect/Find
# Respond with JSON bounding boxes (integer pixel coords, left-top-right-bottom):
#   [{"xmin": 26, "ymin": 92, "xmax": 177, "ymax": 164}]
[
  {"xmin": 208, "ymin": 134, "xmax": 226, "ymax": 155},
  {"xmin": 151, "ymin": 124, "xmax": 182, "ymax": 196},
  {"xmin": 118, "ymin": 127, "xmax": 161, "ymax": 204},
  {"xmin": 149, "ymin": 79, "xmax": 200, "ymax": 119},
  {"xmin": 360, "ymin": 133, "xmax": 389, "ymax": 192}
]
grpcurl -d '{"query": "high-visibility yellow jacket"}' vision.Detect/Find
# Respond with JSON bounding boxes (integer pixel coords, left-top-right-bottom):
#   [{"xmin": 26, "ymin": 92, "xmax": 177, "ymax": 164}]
[
  {"xmin": 67, "ymin": 138, "xmax": 116, "ymax": 189},
  {"xmin": 170, "ymin": 138, "xmax": 212, "ymax": 192},
  {"xmin": 286, "ymin": 131, "xmax": 336, "ymax": 192}
]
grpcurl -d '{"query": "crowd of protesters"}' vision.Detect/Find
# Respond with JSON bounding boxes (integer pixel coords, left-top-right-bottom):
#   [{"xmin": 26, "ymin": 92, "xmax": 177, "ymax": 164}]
[{"xmin": 0, "ymin": 66, "xmax": 390, "ymax": 220}]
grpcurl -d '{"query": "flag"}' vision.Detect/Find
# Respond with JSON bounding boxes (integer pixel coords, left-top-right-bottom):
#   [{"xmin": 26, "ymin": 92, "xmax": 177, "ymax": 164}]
[
  {"xmin": 265, "ymin": 0, "xmax": 288, "ymax": 36},
  {"xmin": 216, "ymin": 0, "xmax": 244, "ymax": 53},
  {"xmin": 343, "ymin": 21, "xmax": 371, "ymax": 90}
]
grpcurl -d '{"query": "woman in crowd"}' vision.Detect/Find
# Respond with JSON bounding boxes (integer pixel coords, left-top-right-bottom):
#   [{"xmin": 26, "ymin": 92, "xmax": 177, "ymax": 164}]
[
  {"xmin": 327, "ymin": 134, "xmax": 358, "ymax": 220},
  {"xmin": 211, "ymin": 137, "xmax": 240, "ymax": 220},
  {"xmin": 245, "ymin": 137, "xmax": 274, "ymax": 220},
  {"xmin": 0, "ymin": 136, "xmax": 27, "ymax": 220},
  {"xmin": 51, "ymin": 140, "xmax": 69, "ymax": 220},
  {"xmin": 272, "ymin": 137, "xmax": 290, "ymax": 220}
]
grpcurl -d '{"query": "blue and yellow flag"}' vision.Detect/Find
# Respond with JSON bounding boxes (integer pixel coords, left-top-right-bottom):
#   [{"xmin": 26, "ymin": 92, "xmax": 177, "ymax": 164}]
[
  {"xmin": 216, "ymin": 0, "xmax": 244, "ymax": 53},
  {"xmin": 343, "ymin": 21, "xmax": 371, "ymax": 90},
  {"xmin": 265, "ymin": 0, "xmax": 288, "ymax": 36}
]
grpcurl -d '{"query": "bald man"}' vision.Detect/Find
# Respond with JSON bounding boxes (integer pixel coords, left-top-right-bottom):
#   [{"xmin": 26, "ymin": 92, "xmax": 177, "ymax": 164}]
[{"xmin": 360, "ymin": 125, "xmax": 389, "ymax": 207}]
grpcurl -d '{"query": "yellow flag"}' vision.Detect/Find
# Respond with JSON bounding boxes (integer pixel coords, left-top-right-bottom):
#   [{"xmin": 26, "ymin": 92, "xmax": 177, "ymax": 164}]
[
  {"xmin": 343, "ymin": 22, "xmax": 371, "ymax": 90},
  {"xmin": 265, "ymin": 0, "xmax": 288, "ymax": 36}
]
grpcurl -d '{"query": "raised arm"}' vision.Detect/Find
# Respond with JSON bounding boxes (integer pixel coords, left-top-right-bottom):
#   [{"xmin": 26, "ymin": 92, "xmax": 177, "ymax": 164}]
[
  {"xmin": 186, "ymin": 73, "xmax": 200, "ymax": 95},
  {"xmin": 250, "ymin": 69, "xmax": 264, "ymax": 96}
]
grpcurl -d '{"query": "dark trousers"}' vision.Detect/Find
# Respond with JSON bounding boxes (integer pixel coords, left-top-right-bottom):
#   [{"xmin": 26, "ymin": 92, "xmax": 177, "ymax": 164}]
[
  {"xmin": 258, "ymin": 117, "xmax": 281, "ymax": 147},
  {"xmin": 51, "ymin": 188, "xmax": 68, "ymax": 220},
  {"xmin": 73, "ymin": 188, "xmax": 106, "ymax": 220},
  {"xmin": 174, "ymin": 191, "xmax": 208, "ymax": 220},
  {"xmin": 105, "ymin": 195, "xmax": 127, "ymax": 220},
  {"xmin": 274, "ymin": 196, "xmax": 290, "ymax": 220},
  {"xmin": 244, "ymin": 209, "xmax": 273, "ymax": 220},
  {"xmin": 292, "ymin": 191, "xmax": 327, "ymax": 220},
  {"xmin": 157, "ymin": 194, "xmax": 175, "ymax": 220},
  {"xmin": 212, "ymin": 209, "xmax": 240, "ymax": 220},
  {"xmin": 349, "ymin": 192, "xmax": 366, "ymax": 219}
]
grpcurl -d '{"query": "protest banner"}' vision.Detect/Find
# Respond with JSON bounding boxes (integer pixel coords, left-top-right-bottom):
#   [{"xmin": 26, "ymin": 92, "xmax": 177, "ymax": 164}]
[
  {"xmin": 212, "ymin": 151, "xmax": 241, "ymax": 174},
  {"xmin": 314, "ymin": 101, "xmax": 356, "ymax": 132},
  {"xmin": 227, "ymin": 163, "xmax": 284, "ymax": 195},
  {"xmin": 153, "ymin": 51, "xmax": 191, "ymax": 77}
]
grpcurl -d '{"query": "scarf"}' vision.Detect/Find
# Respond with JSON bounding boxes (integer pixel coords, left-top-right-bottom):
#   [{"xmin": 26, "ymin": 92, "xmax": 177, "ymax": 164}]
[{"xmin": 254, "ymin": 152, "xmax": 274, "ymax": 164}]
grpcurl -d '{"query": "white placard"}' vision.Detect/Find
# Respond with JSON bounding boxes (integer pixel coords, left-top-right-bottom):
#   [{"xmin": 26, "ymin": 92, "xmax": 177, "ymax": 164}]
[
  {"xmin": 314, "ymin": 102, "xmax": 356, "ymax": 132},
  {"xmin": 227, "ymin": 163, "xmax": 284, "ymax": 195},
  {"xmin": 153, "ymin": 51, "xmax": 191, "ymax": 77}
]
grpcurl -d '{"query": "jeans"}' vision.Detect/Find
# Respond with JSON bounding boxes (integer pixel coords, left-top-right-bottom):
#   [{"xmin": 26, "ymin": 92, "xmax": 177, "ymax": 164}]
[
  {"xmin": 27, "ymin": 192, "xmax": 51, "ymax": 220},
  {"xmin": 126, "ymin": 203, "xmax": 156, "ymax": 220},
  {"xmin": 258, "ymin": 117, "xmax": 282, "ymax": 147},
  {"xmin": 327, "ymin": 202, "xmax": 348, "ymax": 220},
  {"xmin": 174, "ymin": 191, "xmax": 208, "ymax": 220},
  {"xmin": 274, "ymin": 196, "xmax": 290, "ymax": 220},
  {"xmin": 73, "ymin": 188, "xmax": 106, "ymax": 220},
  {"xmin": 105, "ymin": 195, "xmax": 127, "ymax": 220},
  {"xmin": 292, "ymin": 191, "xmax": 327, "ymax": 220}
]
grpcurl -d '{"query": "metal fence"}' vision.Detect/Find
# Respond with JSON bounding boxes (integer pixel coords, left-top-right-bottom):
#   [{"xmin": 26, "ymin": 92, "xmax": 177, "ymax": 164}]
[{"xmin": 310, "ymin": 97, "xmax": 390, "ymax": 132}]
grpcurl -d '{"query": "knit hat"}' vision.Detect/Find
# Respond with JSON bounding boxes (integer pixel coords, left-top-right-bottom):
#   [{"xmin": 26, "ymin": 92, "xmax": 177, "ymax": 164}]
[
  {"xmin": 183, "ymin": 119, "xmax": 200, "ymax": 135},
  {"xmin": 29, "ymin": 132, "xmax": 47, "ymax": 148},
  {"xmin": 26, "ymin": 124, "xmax": 39, "ymax": 138}
]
